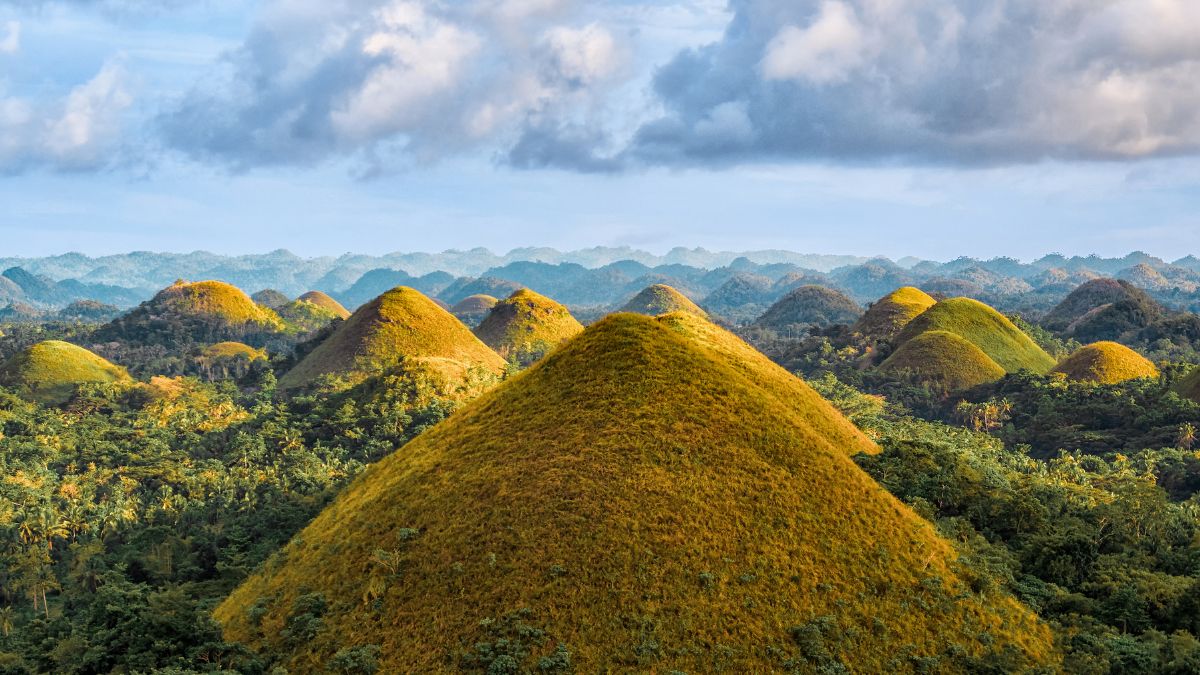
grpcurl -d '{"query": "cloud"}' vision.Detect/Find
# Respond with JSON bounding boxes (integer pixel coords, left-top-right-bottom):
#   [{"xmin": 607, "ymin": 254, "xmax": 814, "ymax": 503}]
[
  {"xmin": 628, "ymin": 0, "xmax": 1200, "ymax": 166},
  {"xmin": 160, "ymin": 0, "xmax": 630, "ymax": 171},
  {"xmin": 0, "ymin": 61, "xmax": 134, "ymax": 172},
  {"xmin": 0, "ymin": 20, "xmax": 18, "ymax": 53}
]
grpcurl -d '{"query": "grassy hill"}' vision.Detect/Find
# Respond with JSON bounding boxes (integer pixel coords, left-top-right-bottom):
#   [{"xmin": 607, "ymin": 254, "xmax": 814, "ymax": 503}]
[
  {"xmin": 451, "ymin": 294, "xmax": 499, "ymax": 327},
  {"xmin": 752, "ymin": 285, "xmax": 861, "ymax": 332},
  {"xmin": 853, "ymin": 287, "xmax": 936, "ymax": 340},
  {"xmin": 276, "ymin": 291, "xmax": 351, "ymax": 332},
  {"xmin": 472, "ymin": 289, "xmax": 583, "ymax": 366},
  {"xmin": 0, "ymin": 340, "xmax": 130, "ymax": 404},
  {"xmin": 296, "ymin": 291, "xmax": 350, "ymax": 319},
  {"xmin": 279, "ymin": 286, "xmax": 506, "ymax": 390},
  {"xmin": 894, "ymin": 297, "xmax": 1055, "ymax": 374},
  {"xmin": 93, "ymin": 280, "xmax": 284, "ymax": 346},
  {"xmin": 1042, "ymin": 279, "xmax": 1163, "ymax": 340},
  {"xmin": 880, "ymin": 330, "xmax": 1006, "ymax": 391},
  {"xmin": 251, "ymin": 289, "xmax": 290, "ymax": 308},
  {"xmin": 217, "ymin": 313, "xmax": 1053, "ymax": 672},
  {"xmin": 619, "ymin": 284, "xmax": 706, "ymax": 317},
  {"xmin": 1052, "ymin": 342, "xmax": 1159, "ymax": 384}
]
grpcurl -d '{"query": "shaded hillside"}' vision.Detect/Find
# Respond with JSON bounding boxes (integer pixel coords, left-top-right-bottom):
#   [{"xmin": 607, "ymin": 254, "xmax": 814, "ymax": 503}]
[
  {"xmin": 439, "ymin": 276, "xmax": 524, "ymax": 306},
  {"xmin": 881, "ymin": 330, "xmax": 1006, "ymax": 392},
  {"xmin": 251, "ymin": 289, "xmax": 291, "ymax": 308},
  {"xmin": 752, "ymin": 285, "xmax": 861, "ymax": 333},
  {"xmin": 217, "ymin": 314, "xmax": 1053, "ymax": 673},
  {"xmin": 1051, "ymin": 342, "xmax": 1158, "ymax": 384},
  {"xmin": 472, "ymin": 289, "xmax": 582, "ymax": 366},
  {"xmin": 91, "ymin": 280, "xmax": 285, "ymax": 347},
  {"xmin": 619, "ymin": 284, "xmax": 707, "ymax": 317},
  {"xmin": 450, "ymin": 294, "xmax": 498, "ymax": 327},
  {"xmin": 0, "ymin": 340, "xmax": 130, "ymax": 405},
  {"xmin": 894, "ymin": 298, "xmax": 1055, "ymax": 374},
  {"xmin": 1042, "ymin": 279, "xmax": 1163, "ymax": 341}
]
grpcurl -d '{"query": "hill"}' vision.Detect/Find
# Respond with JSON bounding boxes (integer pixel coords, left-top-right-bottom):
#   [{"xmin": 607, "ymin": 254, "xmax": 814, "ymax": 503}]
[
  {"xmin": 752, "ymin": 285, "xmax": 861, "ymax": 332},
  {"xmin": 251, "ymin": 289, "xmax": 290, "ymax": 308},
  {"xmin": 619, "ymin": 284, "xmax": 707, "ymax": 317},
  {"xmin": 0, "ymin": 340, "xmax": 130, "ymax": 404},
  {"xmin": 278, "ymin": 286, "xmax": 506, "ymax": 390},
  {"xmin": 853, "ymin": 287, "xmax": 937, "ymax": 340},
  {"xmin": 275, "ymin": 291, "xmax": 351, "ymax": 332},
  {"xmin": 296, "ymin": 291, "xmax": 350, "ymax": 319},
  {"xmin": 880, "ymin": 330, "xmax": 1006, "ymax": 391},
  {"xmin": 1042, "ymin": 279, "xmax": 1163, "ymax": 340},
  {"xmin": 93, "ymin": 280, "xmax": 284, "ymax": 346},
  {"xmin": 440, "ymin": 276, "xmax": 524, "ymax": 306},
  {"xmin": 472, "ymin": 289, "xmax": 583, "ymax": 366},
  {"xmin": 893, "ymin": 298, "xmax": 1055, "ymax": 374},
  {"xmin": 216, "ymin": 313, "xmax": 1053, "ymax": 672},
  {"xmin": 450, "ymin": 294, "xmax": 498, "ymax": 327},
  {"xmin": 1051, "ymin": 342, "xmax": 1159, "ymax": 384}
]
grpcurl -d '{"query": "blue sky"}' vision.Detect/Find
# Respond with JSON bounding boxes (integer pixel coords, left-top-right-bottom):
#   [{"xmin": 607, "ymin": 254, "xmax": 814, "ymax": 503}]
[{"xmin": 3, "ymin": 0, "xmax": 1200, "ymax": 261}]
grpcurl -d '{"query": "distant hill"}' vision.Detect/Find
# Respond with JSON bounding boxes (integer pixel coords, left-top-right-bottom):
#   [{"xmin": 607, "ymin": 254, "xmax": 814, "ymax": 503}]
[
  {"xmin": 439, "ymin": 276, "xmax": 524, "ymax": 306},
  {"xmin": 91, "ymin": 280, "xmax": 284, "ymax": 347},
  {"xmin": 853, "ymin": 287, "xmax": 937, "ymax": 341},
  {"xmin": 279, "ymin": 286, "xmax": 506, "ymax": 390},
  {"xmin": 472, "ymin": 289, "xmax": 583, "ymax": 366},
  {"xmin": 0, "ymin": 340, "xmax": 130, "ymax": 404},
  {"xmin": 881, "ymin": 330, "xmax": 1007, "ymax": 391},
  {"xmin": 752, "ymin": 285, "xmax": 861, "ymax": 333},
  {"xmin": 893, "ymin": 297, "xmax": 1056, "ymax": 374},
  {"xmin": 619, "ymin": 284, "xmax": 706, "ymax": 317},
  {"xmin": 1052, "ymin": 342, "xmax": 1159, "ymax": 384},
  {"xmin": 251, "ymin": 289, "xmax": 290, "ymax": 308},
  {"xmin": 450, "ymin": 294, "xmax": 498, "ymax": 327},
  {"xmin": 216, "ymin": 313, "xmax": 1052, "ymax": 672},
  {"xmin": 1042, "ymin": 279, "xmax": 1164, "ymax": 341}
]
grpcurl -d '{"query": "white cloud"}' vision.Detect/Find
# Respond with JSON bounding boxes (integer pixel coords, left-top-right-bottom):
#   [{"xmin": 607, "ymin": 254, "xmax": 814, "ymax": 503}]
[
  {"xmin": 761, "ymin": 2, "xmax": 868, "ymax": 84},
  {"xmin": 0, "ymin": 20, "xmax": 19, "ymax": 54}
]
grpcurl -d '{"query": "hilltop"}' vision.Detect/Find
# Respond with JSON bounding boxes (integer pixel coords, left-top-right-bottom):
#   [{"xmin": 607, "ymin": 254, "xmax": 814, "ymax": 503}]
[
  {"xmin": 92, "ymin": 280, "xmax": 284, "ymax": 346},
  {"xmin": 853, "ymin": 287, "xmax": 936, "ymax": 341},
  {"xmin": 216, "ymin": 313, "xmax": 1053, "ymax": 672},
  {"xmin": 276, "ymin": 291, "xmax": 351, "ymax": 332},
  {"xmin": 881, "ymin": 330, "xmax": 1006, "ymax": 392},
  {"xmin": 472, "ymin": 289, "xmax": 583, "ymax": 366},
  {"xmin": 278, "ymin": 286, "xmax": 506, "ymax": 390},
  {"xmin": 1051, "ymin": 342, "xmax": 1159, "ymax": 384},
  {"xmin": 251, "ymin": 289, "xmax": 290, "ymax": 308},
  {"xmin": 0, "ymin": 340, "xmax": 130, "ymax": 404},
  {"xmin": 752, "ymin": 285, "xmax": 861, "ymax": 333},
  {"xmin": 450, "ymin": 294, "xmax": 498, "ymax": 327},
  {"xmin": 1042, "ymin": 279, "xmax": 1164, "ymax": 341},
  {"xmin": 296, "ymin": 291, "xmax": 350, "ymax": 319},
  {"xmin": 619, "ymin": 284, "xmax": 707, "ymax": 317},
  {"xmin": 893, "ymin": 297, "xmax": 1055, "ymax": 374}
]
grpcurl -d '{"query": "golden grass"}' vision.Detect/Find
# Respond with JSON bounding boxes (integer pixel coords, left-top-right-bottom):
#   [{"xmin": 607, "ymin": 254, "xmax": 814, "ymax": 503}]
[
  {"xmin": 1052, "ymin": 342, "xmax": 1159, "ymax": 384},
  {"xmin": 200, "ymin": 341, "xmax": 267, "ymax": 362},
  {"xmin": 619, "ymin": 284, "xmax": 707, "ymax": 317},
  {"xmin": 894, "ymin": 297, "xmax": 1056, "ymax": 374},
  {"xmin": 0, "ymin": 340, "xmax": 130, "ymax": 405},
  {"xmin": 853, "ymin": 287, "xmax": 936, "ymax": 340},
  {"xmin": 217, "ymin": 314, "xmax": 1054, "ymax": 672},
  {"xmin": 297, "ymin": 291, "xmax": 351, "ymax": 319},
  {"xmin": 881, "ymin": 330, "xmax": 1006, "ymax": 391},
  {"xmin": 153, "ymin": 280, "xmax": 284, "ymax": 329},
  {"xmin": 472, "ymin": 289, "xmax": 583, "ymax": 364},
  {"xmin": 279, "ymin": 286, "xmax": 506, "ymax": 390}
]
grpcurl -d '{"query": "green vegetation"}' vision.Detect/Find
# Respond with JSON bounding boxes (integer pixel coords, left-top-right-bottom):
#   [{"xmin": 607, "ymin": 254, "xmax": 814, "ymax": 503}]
[
  {"xmin": 0, "ymin": 340, "xmax": 130, "ymax": 405},
  {"xmin": 618, "ymin": 284, "xmax": 707, "ymax": 317},
  {"xmin": 92, "ymin": 280, "xmax": 285, "ymax": 347},
  {"xmin": 881, "ymin": 330, "xmax": 1006, "ymax": 392},
  {"xmin": 279, "ymin": 286, "xmax": 506, "ymax": 390},
  {"xmin": 1175, "ymin": 368, "xmax": 1200, "ymax": 403},
  {"xmin": 751, "ymin": 285, "xmax": 861, "ymax": 334},
  {"xmin": 217, "ymin": 314, "xmax": 1052, "ymax": 672},
  {"xmin": 450, "ymin": 294, "xmax": 498, "ymax": 327},
  {"xmin": 251, "ymin": 289, "xmax": 290, "ymax": 308},
  {"xmin": 296, "ymin": 291, "xmax": 350, "ymax": 319},
  {"xmin": 1052, "ymin": 342, "xmax": 1160, "ymax": 384},
  {"xmin": 853, "ymin": 286, "xmax": 936, "ymax": 341},
  {"xmin": 894, "ymin": 297, "xmax": 1056, "ymax": 374},
  {"xmin": 472, "ymin": 289, "xmax": 583, "ymax": 366}
]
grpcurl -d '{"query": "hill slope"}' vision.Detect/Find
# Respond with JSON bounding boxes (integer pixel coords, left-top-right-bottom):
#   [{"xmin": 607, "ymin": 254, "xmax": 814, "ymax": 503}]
[
  {"xmin": 279, "ymin": 286, "xmax": 506, "ymax": 389},
  {"xmin": 450, "ymin": 294, "xmax": 498, "ymax": 327},
  {"xmin": 853, "ymin": 287, "xmax": 936, "ymax": 340},
  {"xmin": 472, "ymin": 289, "xmax": 583, "ymax": 365},
  {"xmin": 94, "ymin": 280, "xmax": 284, "ymax": 345},
  {"xmin": 752, "ymin": 285, "xmax": 861, "ymax": 332},
  {"xmin": 894, "ymin": 298, "xmax": 1055, "ymax": 374},
  {"xmin": 1052, "ymin": 342, "xmax": 1159, "ymax": 384},
  {"xmin": 1042, "ymin": 279, "xmax": 1162, "ymax": 338},
  {"xmin": 880, "ymin": 330, "xmax": 1006, "ymax": 391},
  {"xmin": 296, "ymin": 291, "xmax": 351, "ymax": 319},
  {"xmin": 217, "ymin": 314, "xmax": 1053, "ymax": 672},
  {"xmin": 0, "ymin": 340, "xmax": 130, "ymax": 404},
  {"xmin": 619, "ymin": 284, "xmax": 707, "ymax": 317}
]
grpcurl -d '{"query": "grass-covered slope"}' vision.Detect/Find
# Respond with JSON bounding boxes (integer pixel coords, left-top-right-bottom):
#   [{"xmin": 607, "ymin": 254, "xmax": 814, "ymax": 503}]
[
  {"xmin": 216, "ymin": 314, "xmax": 1054, "ymax": 673},
  {"xmin": 853, "ymin": 287, "xmax": 936, "ymax": 340},
  {"xmin": 894, "ymin": 298, "xmax": 1056, "ymax": 374},
  {"xmin": 152, "ymin": 280, "xmax": 283, "ymax": 327},
  {"xmin": 752, "ymin": 285, "xmax": 862, "ymax": 331},
  {"xmin": 200, "ymin": 341, "xmax": 267, "ymax": 362},
  {"xmin": 276, "ymin": 291, "xmax": 350, "ymax": 332},
  {"xmin": 472, "ymin": 289, "xmax": 583, "ymax": 365},
  {"xmin": 451, "ymin": 294, "xmax": 498, "ymax": 327},
  {"xmin": 0, "ymin": 340, "xmax": 130, "ymax": 404},
  {"xmin": 1042, "ymin": 279, "xmax": 1163, "ymax": 339},
  {"xmin": 297, "ymin": 291, "xmax": 351, "ymax": 319},
  {"xmin": 278, "ymin": 286, "xmax": 506, "ymax": 389},
  {"xmin": 880, "ymin": 330, "xmax": 1006, "ymax": 391},
  {"xmin": 94, "ymin": 280, "xmax": 284, "ymax": 345},
  {"xmin": 619, "ymin": 284, "xmax": 707, "ymax": 317},
  {"xmin": 1052, "ymin": 342, "xmax": 1159, "ymax": 384}
]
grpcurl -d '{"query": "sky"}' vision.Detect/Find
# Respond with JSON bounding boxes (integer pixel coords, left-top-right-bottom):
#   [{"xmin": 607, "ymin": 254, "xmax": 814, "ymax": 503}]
[{"xmin": 3, "ymin": 0, "xmax": 1200, "ymax": 261}]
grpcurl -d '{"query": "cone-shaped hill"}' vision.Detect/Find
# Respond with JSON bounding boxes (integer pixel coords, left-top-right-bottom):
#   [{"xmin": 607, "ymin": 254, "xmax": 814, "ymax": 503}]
[
  {"xmin": 451, "ymin": 294, "xmax": 498, "ymax": 327},
  {"xmin": 297, "ymin": 291, "xmax": 351, "ymax": 319},
  {"xmin": 619, "ymin": 284, "xmax": 707, "ymax": 317},
  {"xmin": 1052, "ymin": 342, "xmax": 1158, "ymax": 384},
  {"xmin": 251, "ymin": 289, "xmax": 291, "ymax": 309},
  {"xmin": 278, "ymin": 286, "xmax": 506, "ymax": 390},
  {"xmin": 276, "ymin": 291, "xmax": 351, "ymax": 332},
  {"xmin": 0, "ymin": 340, "xmax": 130, "ymax": 405},
  {"xmin": 853, "ymin": 286, "xmax": 936, "ymax": 341},
  {"xmin": 1042, "ymin": 278, "xmax": 1163, "ymax": 340},
  {"xmin": 94, "ymin": 280, "xmax": 284, "ymax": 346},
  {"xmin": 472, "ymin": 289, "xmax": 583, "ymax": 366},
  {"xmin": 881, "ymin": 330, "xmax": 1006, "ymax": 391},
  {"xmin": 752, "ymin": 285, "xmax": 861, "ymax": 332},
  {"xmin": 894, "ymin": 298, "xmax": 1055, "ymax": 374},
  {"xmin": 217, "ymin": 314, "xmax": 1053, "ymax": 672}
]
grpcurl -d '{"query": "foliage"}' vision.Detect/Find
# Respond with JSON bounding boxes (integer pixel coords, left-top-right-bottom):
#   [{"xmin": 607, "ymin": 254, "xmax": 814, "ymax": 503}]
[
  {"xmin": 472, "ymin": 289, "xmax": 583, "ymax": 367},
  {"xmin": 751, "ymin": 285, "xmax": 862, "ymax": 336}
]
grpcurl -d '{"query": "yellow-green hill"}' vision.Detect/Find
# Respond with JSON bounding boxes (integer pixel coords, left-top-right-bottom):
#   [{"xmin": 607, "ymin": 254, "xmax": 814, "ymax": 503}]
[
  {"xmin": 297, "ymin": 291, "xmax": 351, "ymax": 319},
  {"xmin": 1052, "ymin": 342, "xmax": 1158, "ymax": 384},
  {"xmin": 894, "ymin": 297, "xmax": 1055, "ymax": 374},
  {"xmin": 619, "ymin": 284, "xmax": 707, "ymax": 317},
  {"xmin": 276, "ymin": 291, "xmax": 350, "ymax": 332},
  {"xmin": 95, "ymin": 280, "xmax": 284, "ymax": 345},
  {"xmin": 217, "ymin": 314, "xmax": 1054, "ymax": 673},
  {"xmin": 880, "ymin": 330, "xmax": 1006, "ymax": 392},
  {"xmin": 472, "ymin": 289, "xmax": 583, "ymax": 366},
  {"xmin": 200, "ymin": 341, "xmax": 267, "ymax": 362},
  {"xmin": 0, "ymin": 340, "xmax": 130, "ymax": 405},
  {"xmin": 152, "ymin": 280, "xmax": 283, "ymax": 327},
  {"xmin": 278, "ymin": 286, "xmax": 506, "ymax": 390},
  {"xmin": 853, "ymin": 286, "xmax": 936, "ymax": 340},
  {"xmin": 451, "ymin": 294, "xmax": 498, "ymax": 327}
]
